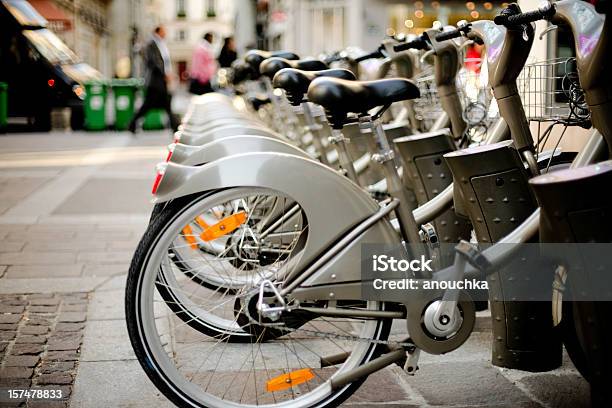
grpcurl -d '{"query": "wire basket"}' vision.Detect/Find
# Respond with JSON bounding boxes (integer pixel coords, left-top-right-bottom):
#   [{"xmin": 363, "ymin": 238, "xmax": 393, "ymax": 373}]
[{"xmin": 517, "ymin": 57, "xmax": 590, "ymax": 126}]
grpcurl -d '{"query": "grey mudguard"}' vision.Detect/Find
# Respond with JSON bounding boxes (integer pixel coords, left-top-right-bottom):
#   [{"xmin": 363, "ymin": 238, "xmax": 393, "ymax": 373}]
[
  {"xmin": 153, "ymin": 152, "xmax": 400, "ymax": 276},
  {"xmin": 179, "ymin": 124, "xmax": 282, "ymax": 146},
  {"xmin": 171, "ymin": 135, "xmax": 312, "ymax": 165},
  {"xmin": 179, "ymin": 117, "xmax": 259, "ymax": 135}
]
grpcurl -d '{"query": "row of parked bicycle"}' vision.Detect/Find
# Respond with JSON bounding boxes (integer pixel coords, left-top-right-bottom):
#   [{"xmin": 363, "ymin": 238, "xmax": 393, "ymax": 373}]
[{"xmin": 125, "ymin": 1, "xmax": 611, "ymax": 407}]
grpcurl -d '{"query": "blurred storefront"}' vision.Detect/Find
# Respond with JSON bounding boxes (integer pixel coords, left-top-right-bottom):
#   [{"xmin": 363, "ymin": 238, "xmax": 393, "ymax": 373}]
[
  {"xmin": 28, "ymin": 0, "xmax": 72, "ymax": 32},
  {"xmin": 30, "ymin": 0, "xmax": 112, "ymax": 75},
  {"xmin": 24, "ymin": 0, "xmax": 153, "ymax": 78}
]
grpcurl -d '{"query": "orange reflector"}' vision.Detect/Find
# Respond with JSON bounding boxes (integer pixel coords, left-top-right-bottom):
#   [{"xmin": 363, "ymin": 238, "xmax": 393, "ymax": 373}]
[
  {"xmin": 181, "ymin": 225, "xmax": 198, "ymax": 249},
  {"xmin": 200, "ymin": 211, "xmax": 247, "ymax": 242},
  {"xmin": 194, "ymin": 216, "xmax": 210, "ymax": 229},
  {"xmin": 266, "ymin": 369, "xmax": 315, "ymax": 392}
]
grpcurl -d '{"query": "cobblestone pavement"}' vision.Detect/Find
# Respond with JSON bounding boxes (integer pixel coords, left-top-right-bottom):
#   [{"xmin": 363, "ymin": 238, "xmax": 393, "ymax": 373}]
[
  {"xmin": 0, "ymin": 293, "xmax": 87, "ymax": 407},
  {"xmin": 0, "ymin": 131, "xmax": 591, "ymax": 407}
]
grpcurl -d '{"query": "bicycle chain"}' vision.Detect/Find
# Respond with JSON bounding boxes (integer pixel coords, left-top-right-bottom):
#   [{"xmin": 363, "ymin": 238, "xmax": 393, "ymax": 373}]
[{"xmin": 260, "ymin": 321, "xmax": 417, "ymax": 350}]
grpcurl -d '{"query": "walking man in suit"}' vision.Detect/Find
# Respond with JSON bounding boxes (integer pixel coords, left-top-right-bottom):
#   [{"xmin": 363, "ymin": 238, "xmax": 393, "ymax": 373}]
[{"xmin": 129, "ymin": 25, "xmax": 179, "ymax": 133}]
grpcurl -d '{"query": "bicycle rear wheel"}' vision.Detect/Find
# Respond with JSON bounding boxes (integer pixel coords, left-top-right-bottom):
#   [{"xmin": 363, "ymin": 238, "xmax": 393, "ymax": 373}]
[{"xmin": 126, "ymin": 187, "xmax": 393, "ymax": 407}]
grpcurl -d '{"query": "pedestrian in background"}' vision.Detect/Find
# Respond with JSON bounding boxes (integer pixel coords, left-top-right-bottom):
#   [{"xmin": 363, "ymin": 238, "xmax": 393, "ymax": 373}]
[
  {"xmin": 218, "ymin": 36, "xmax": 238, "ymax": 68},
  {"xmin": 128, "ymin": 25, "xmax": 179, "ymax": 133},
  {"xmin": 189, "ymin": 32, "xmax": 217, "ymax": 95}
]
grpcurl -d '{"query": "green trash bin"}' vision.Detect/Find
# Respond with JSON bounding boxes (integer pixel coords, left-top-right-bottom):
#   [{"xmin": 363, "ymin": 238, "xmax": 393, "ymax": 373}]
[
  {"xmin": 84, "ymin": 81, "xmax": 107, "ymax": 130},
  {"xmin": 111, "ymin": 78, "xmax": 142, "ymax": 130},
  {"xmin": 138, "ymin": 85, "xmax": 167, "ymax": 130},
  {"xmin": 0, "ymin": 82, "xmax": 7, "ymax": 132},
  {"xmin": 143, "ymin": 109, "xmax": 166, "ymax": 130}
]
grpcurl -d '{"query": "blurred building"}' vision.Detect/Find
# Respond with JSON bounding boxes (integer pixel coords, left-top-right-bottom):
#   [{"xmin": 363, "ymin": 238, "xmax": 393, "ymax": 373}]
[
  {"xmin": 261, "ymin": 0, "xmax": 390, "ymax": 56},
  {"xmin": 234, "ymin": 0, "xmax": 257, "ymax": 53},
  {"xmin": 108, "ymin": 0, "xmax": 156, "ymax": 78},
  {"xmin": 261, "ymin": 0, "xmax": 569, "ymax": 61},
  {"xmin": 26, "ymin": 0, "xmax": 585, "ymax": 86},
  {"xmin": 25, "ymin": 0, "xmax": 251, "ymax": 80},
  {"xmin": 262, "ymin": 0, "xmax": 508, "ymax": 57},
  {"xmin": 26, "ymin": 0, "xmax": 154, "ymax": 78}
]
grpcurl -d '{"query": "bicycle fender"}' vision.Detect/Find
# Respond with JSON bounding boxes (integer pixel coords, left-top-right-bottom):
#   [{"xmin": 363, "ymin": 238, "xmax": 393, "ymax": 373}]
[
  {"xmin": 179, "ymin": 124, "xmax": 280, "ymax": 146},
  {"xmin": 153, "ymin": 152, "xmax": 382, "ymax": 272},
  {"xmin": 171, "ymin": 136, "xmax": 312, "ymax": 165}
]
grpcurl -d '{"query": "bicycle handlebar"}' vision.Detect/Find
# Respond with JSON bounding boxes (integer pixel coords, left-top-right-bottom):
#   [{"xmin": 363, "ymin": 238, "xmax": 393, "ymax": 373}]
[
  {"xmin": 392, "ymin": 37, "xmax": 428, "ymax": 52},
  {"xmin": 435, "ymin": 29, "xmax": 464, "ymax": 42},
  {"xmin": 494, "ymin": 4, "xmax": 556, "ymax": 27},
  {"xmin": 353, "ymin": 49, "xmax": 385, "ymax": 63}
]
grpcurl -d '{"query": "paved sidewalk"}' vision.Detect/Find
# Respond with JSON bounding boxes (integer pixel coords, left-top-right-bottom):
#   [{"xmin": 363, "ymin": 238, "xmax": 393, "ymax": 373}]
[
  {"xmin": 0, "ymin": 131, "xmax": 590, "ymax": 407},
  {"xmin": 0, "ymin": 293, "xmax": 87, "ymax": 407},
  {"xmin": 0, "ymin": 131, "xmax": 173, "ymax": 407}
]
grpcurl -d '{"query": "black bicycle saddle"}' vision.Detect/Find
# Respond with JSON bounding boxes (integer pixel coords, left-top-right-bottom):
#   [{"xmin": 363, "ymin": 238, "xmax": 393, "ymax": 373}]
[
  {"xmin": 244, "ymin": 50, "xmax": 300, "ymax": 79},
  {"xmin": 260, "ymin": 58, "xmax": 328, "ymax": 80},
  {"xmin": 231, "ymin": 60, "xmax": 254, "ymax": 84},
  {"xmin": 272, "ymin": 68, "xmax": 356, "ymax": 105},
  {"xmin": 307, "ymin": 77, "xmax": 420, "ymax": 127}
]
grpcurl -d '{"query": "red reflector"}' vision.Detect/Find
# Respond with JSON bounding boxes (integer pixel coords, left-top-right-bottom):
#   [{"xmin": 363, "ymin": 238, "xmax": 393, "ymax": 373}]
[
  {"xmin": 151, "ymin": 172, "xmax": 164, "ymax": 194},
  {"xmin": 47, "ymin": 79, "xmax": 55, "ymax": 87},
  {"xmin": 151, "ymin": 163, "xmax": 168, "ymax": 195},
  {"xmin": 165, "ymin": 143, "xmax": 176, "ymax": 162}
]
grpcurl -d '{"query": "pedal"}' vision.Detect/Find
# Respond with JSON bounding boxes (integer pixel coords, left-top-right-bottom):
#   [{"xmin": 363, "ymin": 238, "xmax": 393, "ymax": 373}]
[
  {"xmin": 404, "ymin": 348, "xmax": 420, "ymax": 375},
  {"xmin": 383, "ymin": 338, "xmax": 419, "ymax": 374},
  {"xmin": 380, "ymin": 338, "xmax": 417, "ymax": 371}
]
